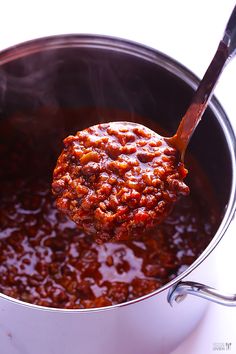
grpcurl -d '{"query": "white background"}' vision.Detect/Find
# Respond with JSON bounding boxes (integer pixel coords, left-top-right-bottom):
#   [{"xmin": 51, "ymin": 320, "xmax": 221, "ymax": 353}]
[{"xmin": 0, "ymin": 1, "xmax": 236, "ymax": 353}]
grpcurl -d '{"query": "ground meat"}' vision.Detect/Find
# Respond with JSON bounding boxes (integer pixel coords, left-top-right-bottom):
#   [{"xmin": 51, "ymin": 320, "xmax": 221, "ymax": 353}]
[{"xmin": 52, "ymin": 122, "xmax": 189, "ymax": 243}]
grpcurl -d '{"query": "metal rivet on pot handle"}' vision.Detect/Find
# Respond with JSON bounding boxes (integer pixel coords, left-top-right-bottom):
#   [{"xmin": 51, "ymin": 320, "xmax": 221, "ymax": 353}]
[{"xmin": 168, "ymin": 281, "xmax": 236, "ymax": 307}]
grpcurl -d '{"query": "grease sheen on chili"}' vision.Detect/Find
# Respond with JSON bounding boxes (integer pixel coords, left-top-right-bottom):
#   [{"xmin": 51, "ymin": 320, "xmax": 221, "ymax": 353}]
[{"xmin": 0, "ymin": 177, "xmax": 216, "ymax": 309}]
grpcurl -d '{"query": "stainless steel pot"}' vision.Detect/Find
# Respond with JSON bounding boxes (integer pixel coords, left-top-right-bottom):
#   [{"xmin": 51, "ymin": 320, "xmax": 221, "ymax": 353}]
[{"xmin": 0, "ymin": 34, "xmax": 235, "ymax": 354}]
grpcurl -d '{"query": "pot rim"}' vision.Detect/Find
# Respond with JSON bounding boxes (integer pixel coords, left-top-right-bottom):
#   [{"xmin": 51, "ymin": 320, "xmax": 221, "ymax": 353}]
[{"xmin": 0, "ymin": 33, "xmax": 235, "ymax": 313}]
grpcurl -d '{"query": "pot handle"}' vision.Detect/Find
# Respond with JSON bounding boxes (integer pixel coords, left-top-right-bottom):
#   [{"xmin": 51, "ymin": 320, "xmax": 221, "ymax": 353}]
[{"xmin": 168, "ymin": 281, "xmax": 236, "ymax": 307}]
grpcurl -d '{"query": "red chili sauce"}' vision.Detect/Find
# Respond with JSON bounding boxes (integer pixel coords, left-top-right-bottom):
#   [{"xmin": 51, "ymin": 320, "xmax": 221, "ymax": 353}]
[
  {"xmin": 0, "ymin": 108, "xmax": 218, "ymax": 309},
  {"xmin": 52, "ymin": 122, "xmax": 189, "ymax": 243}
]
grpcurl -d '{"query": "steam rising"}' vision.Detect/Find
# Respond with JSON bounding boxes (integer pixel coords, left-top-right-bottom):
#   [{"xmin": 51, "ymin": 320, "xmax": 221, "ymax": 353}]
[
  {"xmin": 0, "ymin": 44, "xmax": 159, "ymax": 130},
  {"xmin": 0, "ymin": 44, "xmax": 164, "ymax": 160}
]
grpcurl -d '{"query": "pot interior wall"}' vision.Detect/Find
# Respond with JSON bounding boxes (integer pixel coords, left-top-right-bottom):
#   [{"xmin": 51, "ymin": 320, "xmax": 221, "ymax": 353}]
[{"xmin": 0, "ymin": 41, "xmax": 232, "ymax": 217}]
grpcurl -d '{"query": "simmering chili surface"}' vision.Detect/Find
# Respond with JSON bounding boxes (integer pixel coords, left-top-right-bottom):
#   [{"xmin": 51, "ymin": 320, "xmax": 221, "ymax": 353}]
[
  {"xmin": 0, "ymin": 108, "xmax": 218, "ymax": 309},
  {"xmin": 0, "ymin": 176, "xmax": 216, "ymax": 309},
  {"xmin": 52, "ymin": 122, "xmax": 189, "ymax": 243}
]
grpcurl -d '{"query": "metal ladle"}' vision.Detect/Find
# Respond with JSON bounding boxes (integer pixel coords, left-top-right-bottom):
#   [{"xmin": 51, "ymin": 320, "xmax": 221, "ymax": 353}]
[{"xmin": 168, "ymin": 4, "xmax": 236, "ymax": 160}]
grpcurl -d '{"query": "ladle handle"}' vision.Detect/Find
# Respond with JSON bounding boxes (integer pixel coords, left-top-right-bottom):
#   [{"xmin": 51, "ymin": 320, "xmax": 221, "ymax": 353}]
[{"xmin": 171, "ymin": 5, "xmax": 236, "ymax": 158}]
